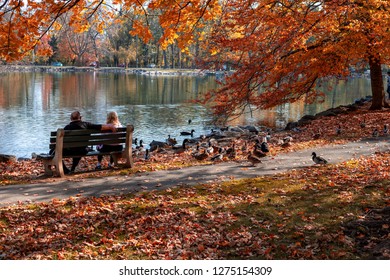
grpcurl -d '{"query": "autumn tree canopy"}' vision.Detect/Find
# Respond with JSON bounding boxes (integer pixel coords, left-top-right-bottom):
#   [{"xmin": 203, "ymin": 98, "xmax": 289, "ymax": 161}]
[{"xmin": 1, "ymin": 0, "xmax": 390, "ymax": 120}]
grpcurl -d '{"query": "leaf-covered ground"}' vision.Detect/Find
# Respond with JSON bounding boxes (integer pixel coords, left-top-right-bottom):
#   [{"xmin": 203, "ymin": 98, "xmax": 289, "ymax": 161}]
[
  {"xmin": 0, "ymin": 152, "xmax": 389, "ymax": 260},
  {"xmin": 0, "ymin": 102, "xmax": 389, "ymax": 259}
]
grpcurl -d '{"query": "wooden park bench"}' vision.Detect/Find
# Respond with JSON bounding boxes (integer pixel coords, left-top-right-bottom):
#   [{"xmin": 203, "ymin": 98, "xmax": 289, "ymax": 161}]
[{"xmin": 38, "ymin": 125, "xmax": 134, "ymax": 177}]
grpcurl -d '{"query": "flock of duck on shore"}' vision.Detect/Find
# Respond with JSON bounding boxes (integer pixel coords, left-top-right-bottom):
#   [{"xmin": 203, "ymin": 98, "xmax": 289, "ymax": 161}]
[
  {"xmin": 130, "ymin": 112, "xmax": 389, "ymax": 167},
  {"xmin": 139, "ymin": 124, "xmax": 272, "ymax": 165},
  {"xmin": 130, "ymin": 119, "xmax": 328, "ymax": 166}
]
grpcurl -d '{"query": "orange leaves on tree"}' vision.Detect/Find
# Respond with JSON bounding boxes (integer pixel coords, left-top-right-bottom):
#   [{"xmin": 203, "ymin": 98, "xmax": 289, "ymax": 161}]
[{"xmin": 130, "ymin": 20, "xmax": 153, "ymax": 43}]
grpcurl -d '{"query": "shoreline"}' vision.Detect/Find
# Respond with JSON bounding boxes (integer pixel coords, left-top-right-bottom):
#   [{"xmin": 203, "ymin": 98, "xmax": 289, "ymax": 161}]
[
  {"xmin": 0, "ymin": 64, "xmax": 226, "ymax": 76},
  {"xmin": 0, "ymin": 98, "xmax": 374, "ymax": 162}
]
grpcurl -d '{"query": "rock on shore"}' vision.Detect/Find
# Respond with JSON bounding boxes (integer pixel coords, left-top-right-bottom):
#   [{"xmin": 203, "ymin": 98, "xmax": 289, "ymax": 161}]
[{"xmin": 0, "ymin": 154, "xmax": 17, "ymax": 163}]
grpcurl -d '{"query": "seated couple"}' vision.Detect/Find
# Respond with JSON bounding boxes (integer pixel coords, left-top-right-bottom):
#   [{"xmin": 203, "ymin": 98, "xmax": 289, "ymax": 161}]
[{"xmin": 58, "ymin": 111, "xmax": 123, "ymax": 174}]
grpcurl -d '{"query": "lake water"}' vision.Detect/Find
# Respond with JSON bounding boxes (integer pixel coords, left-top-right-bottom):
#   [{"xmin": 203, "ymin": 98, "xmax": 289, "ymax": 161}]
[{"xmin": 0, "ymin": 71, "xmax": 372, "ymax": 158}]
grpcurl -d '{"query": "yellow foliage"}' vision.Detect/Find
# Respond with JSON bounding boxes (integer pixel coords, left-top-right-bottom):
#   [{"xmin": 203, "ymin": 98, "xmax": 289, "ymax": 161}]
[
  {"xmin": 73, "ymin": 23, "xmax": 91, "ymax": 33},
  {"xmin": 52, "ymin": 22, "xmax": 62, "ymax": 31}
]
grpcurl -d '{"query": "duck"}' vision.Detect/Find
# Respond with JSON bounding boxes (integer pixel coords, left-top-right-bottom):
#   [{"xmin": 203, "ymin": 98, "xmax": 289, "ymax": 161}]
[
  {"xmin": 180, "ymin": 129, "xmax": 195, "ymax": 137},
  {"xmin": 260, "ymin": 140, "xmax": 269, "ymax": 153},
  {"xmin": 312, "ymin": 129, "xmax": 321, "ymax": 140},
  {"xmin": 360, "ymin": 118, "xmax": 366, "ymax": 129},
  {"xmin": 166, "ymin": 135, "xmax": 177, "ymax": 146},
  {"xmin": 280, "ymin": 135, "xmax": 292, "ymax": 148},
  {"xmin": 372, "ymin": 128, "xmax": 379, "ymax": 137},
  {"xmin": 253, "ymin": 147, "xmax": 267, "ymax": 158},
  {"xmin": 193, "ymin": 149, "xmax": 209, "ymax": 161},
  {"xmin": 211, "ymin": 148, "xmax": 225, "ymax": 162},
  {"xmin": 283, "ymin": 135, "xmax": 293, "ymax": 143},
  {"xmin": 225, "ymin": 143, "xmax": 236, "ymax": 159},
  {"xmin": 336, "ymin": 125, "xmax": 342, "ymax": 135},
  {"xmin": 255, "ymin": 138, "xmax": 270, "ymax": 153},
  {"xmin": 206, "ymin": 141, "xmax": 216, "ymax": 154},
  {"xmin": 311, "ymin": 152, "xmax": 328, "ymax": 164},
  {"xmin": 265, "ymin": 131, "xmax": 272, "ymax": 142},
  {"xmin": 247, "ymin": 151, "xmax": 262, "ymax": 166}
]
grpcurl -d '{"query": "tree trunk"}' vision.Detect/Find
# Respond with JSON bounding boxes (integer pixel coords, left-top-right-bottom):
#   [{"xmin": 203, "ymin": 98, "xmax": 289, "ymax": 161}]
[
  {"xmin": 156, "ymin": 45, "xmax": 160, "ymax": 67},
  {"xmin": 162, "ymin": 50, "xmax": 168, "ymax": 68},
  {"xmin": 170, "ymin": 44, "xmax": 175, "ymax": 69},
  {"xmin": 368, "ymin": 53, "xmax": 388, "ymax": 110}
]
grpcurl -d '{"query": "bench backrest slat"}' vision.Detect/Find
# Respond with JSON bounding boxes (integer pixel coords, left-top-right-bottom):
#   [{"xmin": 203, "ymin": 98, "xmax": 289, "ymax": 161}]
[
  {"xmin": 50, "ymin": 127, "xmax": 126, "ymax": 136},
  {"xmin": 50, "ymin": 133, "xmax": 126, "ymax": 143},
  {"xmin": 49, "ymin": 127, "xmax": 129, "ymax": 150}
]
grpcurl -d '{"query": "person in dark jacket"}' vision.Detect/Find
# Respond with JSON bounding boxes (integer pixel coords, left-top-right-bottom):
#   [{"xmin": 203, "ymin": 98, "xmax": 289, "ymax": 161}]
[
  {"xmin": 387, "ymin": 71, "xmax": 390, "ymax": 100},
  {"xmin": 61, "ymin": 111, "xmax": 117, "ymax": 173}
]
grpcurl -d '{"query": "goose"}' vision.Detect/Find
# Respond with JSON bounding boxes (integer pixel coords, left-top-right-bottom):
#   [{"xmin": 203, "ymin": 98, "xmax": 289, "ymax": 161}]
[
  {"xmin": 132, "ymin": 137, "xmax": 138, "ymax": 145},
  {"xmin": 172, "ymin": 139, "xmax": 189, "ymax": 154},
  {"xmin": 135, "ymin": 140, "xmax": 145, "ymax": 152},
  {"xmin": 220, "ymin": 126, "xmax": 229, "ymax": 132},
  {"xmin": 144, "ymin": 149, "xmax": 150, "ymax": 160},
  {"xmin": 149, "ymin": 140, "xmax": 169, "ymax": 152},
  {"xmin": 311, "ymin": 152, "xmax": 327, "ymax": 164},
  {"xmin": 372, "ymin": 128, "xmax": 379, "ymax": 137},
  {"xmin": 247, "ymin": 151, "xmax": 262, "ymax": 166},
  {"xmin": 206, "ymin": 129, "xmax": 227, "ymax": 140},
  {"xmin": 383, "ymin": 124, "xmax": 388, "ymax": 135},
  {"xmin": 180, "ymin": 129, "xmax": 195, "ymax": 137}
]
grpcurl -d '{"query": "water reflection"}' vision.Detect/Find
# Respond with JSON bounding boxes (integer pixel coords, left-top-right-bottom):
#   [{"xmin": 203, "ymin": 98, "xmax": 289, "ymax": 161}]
[
  {"xmin": 232, "ymin": 77, "xmax": 372, "ymax": 128},
  {"xmin": 0, "ymin": 72, "xmax": 216, "ymax": 158},
  {"xmin": 0, "ymin": 72, "xmax": 372, "ymax": 158}
]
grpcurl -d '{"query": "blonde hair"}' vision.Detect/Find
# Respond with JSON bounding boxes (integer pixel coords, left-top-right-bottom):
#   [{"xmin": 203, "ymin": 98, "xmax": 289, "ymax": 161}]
[{"xmin": 106, "ymin": 111, "xmax": 121, "ymax": 127}]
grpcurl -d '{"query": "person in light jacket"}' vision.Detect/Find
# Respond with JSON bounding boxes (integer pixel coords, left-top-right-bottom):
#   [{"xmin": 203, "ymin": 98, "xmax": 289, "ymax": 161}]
[{"xmin": 95, "ymin": 111, "xmax": 123, "ymax": 169}]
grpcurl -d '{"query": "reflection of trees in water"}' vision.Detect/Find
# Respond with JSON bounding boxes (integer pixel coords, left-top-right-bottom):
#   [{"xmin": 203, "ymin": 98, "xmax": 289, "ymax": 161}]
[{"xmin": 232, "ymin": 77, "xmax": 371, "ymax": 128}]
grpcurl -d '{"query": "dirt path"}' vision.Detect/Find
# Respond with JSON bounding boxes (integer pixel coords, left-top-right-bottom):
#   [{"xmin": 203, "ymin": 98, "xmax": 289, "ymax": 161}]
[{"xmin": 1, "ymin": 137, "xmax": 389, "ymax": 206}]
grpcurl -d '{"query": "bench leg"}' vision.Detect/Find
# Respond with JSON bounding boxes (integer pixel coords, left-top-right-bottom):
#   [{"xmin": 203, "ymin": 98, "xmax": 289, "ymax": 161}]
[
  {"xmin": 43, "ymin": 160, "xmax": 54, "ymax": 176},
  {"xmin": 54, "ymin": 160, "xmax": 65, "ymax": 177},
  {"xmin": 43, "ymin": 158, "xmax": 65, "ymax": 177}
]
